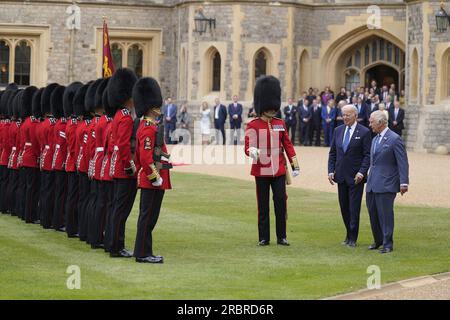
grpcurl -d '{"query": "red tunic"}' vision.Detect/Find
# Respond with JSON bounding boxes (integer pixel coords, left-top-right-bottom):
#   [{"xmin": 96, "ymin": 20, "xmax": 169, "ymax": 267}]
[
  {"xmin": 244, "ymin": 117, "xmax": 298, "ymax": 177},
  {"xmin": 52, "ymin": 118, "xmax": 68, "ymax": 171},
  {"xmin": 65, "ymin": 118, "xmax": 78, "ymax": 173},
  {"xmin": 15, "ymin": 121, "xmax": 23, "ymax": 169},
  {"xmin": 111, "ymin": 108, "xmax": 135, "ymax": 180},
  {"xmin": 101, "ymin": 119, "xmax": 114, "ymax": 182},
  {"xmin": 93, "ymin": 115, "xmax": 109, "ymax": 181},
  {"xmin": 21, "ymin": 117, "xmax": 41, "ymax": 169},
  {"xmin": 76, "ymin": 119, "xmax": 91, "ymax": 174},
  {"xmin": 40, "ymin": 117, "xmax": 56, "ymax": 172},
  {"xmin": 0, "ymin": 120, "xmax": 12, "ymax": 166},
  {"xmin": 87, "ymin": 116, "xmax": 100, "ymax": 179},
  {"xmin": 135, "ymin": 119, "xmax": 171, "ymax": 190},
  {"xmin": 8, "ymin": 121, "xmax": 20, "ymax": 169}
]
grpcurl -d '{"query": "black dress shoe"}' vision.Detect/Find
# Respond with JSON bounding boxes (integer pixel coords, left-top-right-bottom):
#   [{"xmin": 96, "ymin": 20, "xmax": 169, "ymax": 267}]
[
  {"xmin": 32, "ymin": 220, "xmax": 40, "ymax": 224},
  {"xmin": 110, "ymin": 248, "xmax": 133, "ymax": 258},
  {"xmin": 380, "ymin": 247, "xmax": 393, "ymax": 254},
  {"xmin": 55, "ymin": 227, "xmax": 66, "ymax": 232},
  {"xmin": 368, "ymin": 243, "xmax": 382, "ymax": 250},
  {"xmin": 258, "ymin": 240, "xmax": 270, "ymax": 246},
  {"xmin": 341, "ymin": 239, "xmax": 349, "ymax": 246},
  {"xmin": 136, "ymin": 255, "xmax": 164, "ymax": 264},
  {"xmin": 67, "ymin": 233, "xmax": 79, "ymax": 238},
  {"xmin": 91, "ymin": 243, "xmax": 105, "ymax": 250},
  {"xmin": 346, "ymin": 241, "xmax": 357, "ymax": 248},
  {"xmin": 277, "ymin": 239, "xmax": 290, "ymax": 246}
]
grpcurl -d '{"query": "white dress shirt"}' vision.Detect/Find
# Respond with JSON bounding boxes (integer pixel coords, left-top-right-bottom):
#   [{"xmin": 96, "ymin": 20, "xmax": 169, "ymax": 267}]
[
  {"xmin": 215, "ymin": 105, "xmax": 220, "ymax": 119},
  {"xmin": 342, "ymin": 121, "xmax": 357, "ymax": 145}
]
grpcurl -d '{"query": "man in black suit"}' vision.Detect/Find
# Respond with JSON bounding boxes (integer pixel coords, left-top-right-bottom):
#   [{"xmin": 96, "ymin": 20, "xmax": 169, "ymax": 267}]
[
  {"xmin": 328, "ymin": 104, "xmax": 371, "ymax": 247},
  {"xmin": 213, "ymin": 97, "xmax": 227, "ymax": 145},
  {"xmin": 283, "ymin": 98, "xmax": 297, "ymax": 144},
  {"xmin": 371, "ymin": 80, "xmax": 381, "ymax": 97},
  {"xmin": 309, "ymin": 98, "xmax": 322, "ymax": 146},
  {"xmin": 228, "ymin": 95, "xmax": 243, "ymax": 145},
  {"xmin": 388, "ymin": 100, "xmax": 405, "ymax": 136},
  {"xmin": 298, "ymin": 98, "xmax": 312, "ymax": 146},
  {"xmin": 367, "ymin": 95, "xmax": 379, "ymax": 117}
]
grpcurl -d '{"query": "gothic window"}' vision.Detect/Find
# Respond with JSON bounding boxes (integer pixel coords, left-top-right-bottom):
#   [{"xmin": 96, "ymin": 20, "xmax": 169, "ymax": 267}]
[
  {"xmin": 14, "ymin": 41, "xmax": 31, "ymax": 86},
  {"xmin": 111, "ymin": 43, "xmax": 123, "ymax": 69},
  {"xmin": 212, "ymin": 51, "xmax": 221, "ymax": 91},
  {"xmin": 0, "ymin": 40, "xmax": 9, "ymax": 86},
  {"xmin": 254, "ymin": 50, "xmax": 267, "ymax": 81},
  {"xmin": 127, "ymin": 44, "xmax": 143, "ymax": 78}
]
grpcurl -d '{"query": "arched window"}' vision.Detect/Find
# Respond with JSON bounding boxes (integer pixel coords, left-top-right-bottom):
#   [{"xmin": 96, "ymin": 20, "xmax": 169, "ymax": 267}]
[
  {"xmin": 111, "ymin": 43, "xmax": 123, "ymax": 69},
  {"xmin": 387, "ymin": 42, "xmax": 393, "ymax": 62},
  {"xmin": 14, "ymin": 41, "xmax": 31, "ymax": 86},
  {"xmin": 372, "ymin": 40, "xmax": 377, "ymax": 62},
  {"xmin": 365, "ymin": 45, "xmax": 370, "ymax": 65},
  {"xmin": 355, "ymin": 50, "xmax": 361, "ymax": 69},
  {"xmin": 345, "ymin": 69, "xmax": 360, "ymax": 92},
  {"xmin": 254, "ymin": 50, "xmax": 267, "ymax": 81},
  {"xmin": 379, "ymin": 39, "xmax": 385, "ymax": 60},
  {"xmin": 411, "ymin": 49, "xmax": 419, "ymax": 102},
  {"xmin": 0, "ymin": 40, "xmax": 9, "ymax": 86},
  {"xmin": 127, "ymin": 44, "xmax": 143, "ymax": 78},
  {"xmin": 395, "ymin": 47, "xmax": 400, "ymax": 66},
  {"xmin": 212, "ymin": 51, "xmax": 221, "ymax": 91}
]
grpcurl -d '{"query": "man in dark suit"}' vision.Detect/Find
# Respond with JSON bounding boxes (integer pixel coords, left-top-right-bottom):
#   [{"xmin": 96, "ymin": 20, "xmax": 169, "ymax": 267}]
[
  {"xmin": 228, "ymin": 95, "xmax": 243, "ymax": 145},
  {"xmin": 163, "ymin": 97, "xmax": 177, "ymax": 144},
  {"xmin": 355, "ymin": 96, "xmax": 368, "ymax": 127},
  {"xmin": 367, "ymin": 96, "xmax": 379, "ymax": 117},
  {"xmin": 328, "ymin": 105, "xmax": 371, "ymax": 247},
  {"xmin": 283, "ymin": 98, "xmax": 297, "ymax": 144},
  {"xmin": 309, "ymin": 98, "xmax": 322, "ymax": 146},
  {"xmin": 388, "ymin": 100, "xmax": 405, "ymax": 137},
  {"xmin": 298, "ymin": 98, "xmax": 312, "ymax": 146},
  {"xmin": 213, "ymin": 97, "xmax": 227, "ymax": 145},
  {"xmin": 366, "ymin": 110, "xmax": 409, "ymax": 254}
]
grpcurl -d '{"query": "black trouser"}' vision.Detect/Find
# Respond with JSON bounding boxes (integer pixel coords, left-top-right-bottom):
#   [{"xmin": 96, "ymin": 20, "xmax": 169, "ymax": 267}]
[
  {"xmin": 77, "ymin": 172, "xmax": 90, "ymax": 241},
  {"xmin": 65, "ymin": 172, "xmax": 79, "ymax": 236},
  {"xmin": 38, "ymin": 171, "xmax": 45, "ymax": 224},
  {"xmin": 17, "ymin": 168, "xmax": 27, "ymax": 220},
  {"xmin": 108, "ymin": 178, "xmax": 137, "ymax": 253},
  {"xmin": 255, "ymin": 175, "xmax": 287, "ymax": 242},
  {"xmin": 86, "ymin": 179, "xmax": 98, "ymax": 244},
  {"xmin": 310, "ymin": 124, "xmax": 321, "ymax": 146},
  {"xmin": 214, "ymin": 121, "xmax": 226, "ymax": 145},
  {"xmin": 229, "ymin": 123, "xmax": 241, "ymax": 145},
  {"xmin": 103, "ymin": 181, "xmax": 115, "ymax": 251},
  {"xmin": 133, "ymin": 189, "xmax": 165, "ymax": 258},
  {"xmin": 40, "ymin": 170, "xmax": 55, "ymax": 229},
  {"xmin": 337, "ymin": 182, "xmax": 364, "ymax": 243},
  {"xmin": 0, "ymin": 165, "xmax": 8, "ymax": 213},
  {"xmin": 6, "ymin": 169, "xmax": 18, "ymax": 215},
  {"xmin": 300, "ymin": 122, "xmax": 311, "ymax": 146},
  {"xmin": 52, "ymin": 170, "xmax": 68, "ymax": 230},
  {"xmin": 24, "ymin": 167, "xmax": 40, "ymax": 223},
  {"xmin": 286, "ymin": 122, "xmax": 297, "ymax": 145}
]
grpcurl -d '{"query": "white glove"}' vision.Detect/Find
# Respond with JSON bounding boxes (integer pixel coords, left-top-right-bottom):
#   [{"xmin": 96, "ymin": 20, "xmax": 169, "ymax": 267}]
[
  {"xmin": 292, "ymin": 170, "xmax": 300, "ymax": 178},
  {"xmin": 152, "ymin": 177, "xmax": 163, "ymax": 187},
  {"xmin": 249, "ymin": 147, "xmax": 260, "ymax": 161}
]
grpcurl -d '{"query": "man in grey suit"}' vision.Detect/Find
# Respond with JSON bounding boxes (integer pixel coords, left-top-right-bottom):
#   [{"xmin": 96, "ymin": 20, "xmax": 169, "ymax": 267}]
[{"xmin": 366, "ymin": 111, "xmax": 409, "ymax": 254}]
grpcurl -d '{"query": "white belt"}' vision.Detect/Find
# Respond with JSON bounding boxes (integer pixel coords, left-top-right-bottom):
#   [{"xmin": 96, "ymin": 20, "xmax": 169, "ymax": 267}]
[
  {"xmin": 12, "ymin": 147, "xmax": 16, "ymax": 151},
  {"xmin": 114, "ymin": 146, "xmax": 119, "ymax": 151},
  {"xmin": 45, "ymin": 145, "xmax": 50, "ymax": 149},
  {"xmin": 96, "ymin": 147, "xmax": 104, "ymax": 152},
  {"xmin": 55, "ymin": 144, "xmax": 61, "ymax": 148},
  {"xmin": 25, "ymin": 142, "xmax": 32, "ymax": 147}
]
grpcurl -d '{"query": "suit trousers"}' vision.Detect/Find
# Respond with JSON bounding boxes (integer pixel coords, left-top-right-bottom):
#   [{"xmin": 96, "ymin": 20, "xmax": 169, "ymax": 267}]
[
  {"xmin": 300, "ymin": 122, "xmax": 311, "ymax": 145},
  {"xmin": 103, "ymin": 181, "xmax": 115, "ymax": 251},
  {"xmin": 286, "ymin": 122, "xmax": 297, "ymax": 145},
  {"xmin": 0, "ymin": 165, "xmax": 8, "ymax": 213},
  {"xmin": 338, "ymin": 182, "xmax": 364, "ymax": 242},
  {"xmin": 40, "ymin": 170, "xmax": 55, "ymax": 229},
  {"xmin": 214, "ymin": 120, "xmax": 226, "ymax": 145},
  {"xmin": 89, "ymin": 180, "xmax": 113, "ymax": 246},
  {"xmin": 65, "ymin": 172, "xmax": 79, "ymax": 236},
  {"xmin": 230, "ymin": 122, "xmax": 241, "ymax": 145},
  {"xmin": 86, "ymin": 179, "xmax": 99, "ymax": 244},
  {"xmin": 77, "ymin": 172, "xmax": 90, "ymax": 240},
  {"xmin": 52, "ymin": 170, "xmax": 68, "ymax": 230},
  {"xmin": 310, "ymin": 124, "xmax": 321, "ymax": 146},
  {"xmin": 24, "ymin": 167, "xmax": 40, "ymax": 223},
  {"xmin": 133, "ymin": 189, "xmax": 165, "ymax": 258},
  {"xmin": 366, "ymin": 192, "xmax": 396, "ymax": 249},
  {"xmin": 108, "ymin": 178, "xmax": 137, "ymax": 253},
  {"xmin": 7, "ymin": 169, "xmax": 18, "ymax": 215},
  {"xmin": 255, "ymin": 175, "xmax": 287, "ymax": 242}
]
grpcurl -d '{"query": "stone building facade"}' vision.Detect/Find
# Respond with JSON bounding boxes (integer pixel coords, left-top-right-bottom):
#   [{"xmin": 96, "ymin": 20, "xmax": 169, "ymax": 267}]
[{"xmin": 0, "ymin": 0, "xmax": 449, "ymax": 152}]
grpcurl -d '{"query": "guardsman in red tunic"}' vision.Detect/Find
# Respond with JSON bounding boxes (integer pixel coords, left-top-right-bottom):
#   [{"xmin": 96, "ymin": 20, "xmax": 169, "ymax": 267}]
[
  {"xmin": 73, "ymin": 83, "xmax": 92, "ymax": 241},
  {"xmin": 7, "ymin": 90, "xmax": 21, "ymax": 216},
  {"xmin": 63, "ymin": 82, "xmax": 83, "ymax": 238},
  {"xmin": 50, "ymin": 85, "xmax": 68, "ymax": 232},
  {"xmin": 39, "ymin": 83, "xmax": 59, "ymax": 229},
  {"xmin": 132, "ymin": 77, "xmax": 172, "ymax": 264},
  {"xmin": 245, "ymin": 76, "xmax": 300, "ymax": 246},
  {"xmin": 107, "ymin": 68, "xmax": 138, "ymax": 258},
  {"xmin": 21, "ymin": 86, "xmax": 41, "ymax": 224},
  {"xmin": 101, "ymin": 87, "xmax": 116, "ymax": 253}
]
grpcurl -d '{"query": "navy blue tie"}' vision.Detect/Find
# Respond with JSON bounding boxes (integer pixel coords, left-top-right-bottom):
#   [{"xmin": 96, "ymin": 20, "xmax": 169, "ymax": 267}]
[
  {"xmin": 373, "ymin": 134, "xmax": 381, "ymax": 153},
  {"xmin": 343, "ymin": 126, "xmax": 351, "ymax": 152}
]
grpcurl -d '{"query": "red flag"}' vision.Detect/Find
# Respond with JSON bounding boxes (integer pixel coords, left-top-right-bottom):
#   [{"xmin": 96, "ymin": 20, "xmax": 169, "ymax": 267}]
[{"xmin": 102, "ymin": 19, "xmax": 115, "ymax": 78}]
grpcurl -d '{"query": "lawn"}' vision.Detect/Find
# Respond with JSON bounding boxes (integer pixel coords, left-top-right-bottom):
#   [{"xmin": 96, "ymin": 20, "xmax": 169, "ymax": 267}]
[{"xmin": 0, "ymin": 172, "xmax": 449, "ymax": 300}]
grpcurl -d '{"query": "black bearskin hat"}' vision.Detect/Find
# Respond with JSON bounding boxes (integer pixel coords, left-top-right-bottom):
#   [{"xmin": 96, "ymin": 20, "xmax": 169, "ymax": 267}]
[
  {"xmin": 13, "ymin": 90, "xmax": 23, "ymax": 119},
  {"xmin": 51, "ymin": 85, "xmax": 66, "ymax": 119},
  {"xmin": 107, "ymin": 68, "xmax": 138, "ymax": 110},
  {"xmin": 63, "ymin": 82, "xmax": 83, "ymax": 118},
  {"xmin": 253, "ymin": 75, "xmax": 281, "ymax": 116},
  {"xmin": 8, "ymin": 90, "xmax": 20, "ymax": 118},
  {"xmin": 41, "ymin": 83, "xmax": 59, "ymax": 115},
  {"xmin": 20, "ymin": 86, "xmax": 38, "ymax": 119},
  {"xmin": 95, "ymin": 78, "xmax": 110, "ymax": 110},
  {"xmin": 32, "ymin": 88, "xmax": 44, "ymax": 118},
  {"xmin": 132, "ymin": 77, "xmax": 163, "ymax": 118},
  {"xmin": 85, "ymin": 78, "xmax": 103, "ymax": 113},
  {"xmin": 73, "ymin": 83, "xmax": 91, "ymax": 117},
  {"xmin": 103, "ymin": 88, "xmax": 115, "ymax": 118}
]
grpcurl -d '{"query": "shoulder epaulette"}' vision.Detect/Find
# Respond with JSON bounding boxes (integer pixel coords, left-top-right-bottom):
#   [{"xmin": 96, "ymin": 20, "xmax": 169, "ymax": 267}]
[
  {"xmin": 61, "ymin": 117, "xmax": 67, "ymax": 123},
  {"xmin": 71, "ymin": 118, "xmax": 78, "ymax": 125},
  {"xmin": 85, "ymin": 119, "xmax": 91, "ymax": 125},
  {"xmin": 106, "ymin": 116, "xmax": 113, "ymax": 122},
  {"xmin": 121, "ymin": 108, "xmax": 130, "ymax": 116},
  {"xmin": 49, "ymin": 118, "xmax": 57, "ymax": 125}
]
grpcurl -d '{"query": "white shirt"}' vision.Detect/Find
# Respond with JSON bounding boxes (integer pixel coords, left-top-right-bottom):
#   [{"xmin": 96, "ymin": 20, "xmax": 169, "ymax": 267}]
[
  {"xmin": 342, "ymin": 121, "xmax": 357, "ymax": 144},
  {"xmin": 215, "ymin": 105, "xmax": 220, "ymax": 119}
]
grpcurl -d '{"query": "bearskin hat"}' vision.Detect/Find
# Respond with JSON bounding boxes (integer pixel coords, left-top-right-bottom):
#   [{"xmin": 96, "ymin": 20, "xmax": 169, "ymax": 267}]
[
  {"xmin": 107, "ymin": 68, "xmax": 138, "ymax": 110},
  {"xmin": 253, "ymin": 75, "xmax": 281, "ymax": 116},
  {"xmin": 41, "ymin": 83, "xmax": 59, "ymax": 115},
  {"xmin": 73, "ymin": 83, "xmax": 91, "ymax": 117},
  {"xmin": 63, "ymin": 82, "xmax": 83, "ymax": 118},
  {"xmin": 85, "ymin": 78, "xmax": 103, "ymax": 114},
  {"xmin": 50, "ymin": 85, "xmax": 66, "ymax": 119},
  {"xmin": 95, "ymin": 78, "xmax": 110, "ymax": 111},
  {"xmin": 20, "ymin": 86, "xmax": 38, "ymax": 119},
  {"xmin": 32, "ymin": 88, "xmax": 44, "ymax": 118},
  {"xmin": 132, "ymin": 77, "xmax": 163, "ymax": 118}
]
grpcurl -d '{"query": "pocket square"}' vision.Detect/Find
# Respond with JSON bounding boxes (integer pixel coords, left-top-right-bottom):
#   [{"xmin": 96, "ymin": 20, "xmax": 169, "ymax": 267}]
[{"xmin": 354, "ymin": 136, "xmax": 361, "ymax": 140}]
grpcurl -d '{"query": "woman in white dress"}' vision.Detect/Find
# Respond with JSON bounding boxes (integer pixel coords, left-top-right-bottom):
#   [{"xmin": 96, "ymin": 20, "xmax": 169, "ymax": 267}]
[{"xmin": 200, "ymin": 101, "xmax": 211, "ymax": 145}]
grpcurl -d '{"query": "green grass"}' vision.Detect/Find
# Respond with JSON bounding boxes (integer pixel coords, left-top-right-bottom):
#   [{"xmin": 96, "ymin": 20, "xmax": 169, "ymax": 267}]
[{"xmin": 0, "ymin": 172, "xmax": 449, "ymax": 300}]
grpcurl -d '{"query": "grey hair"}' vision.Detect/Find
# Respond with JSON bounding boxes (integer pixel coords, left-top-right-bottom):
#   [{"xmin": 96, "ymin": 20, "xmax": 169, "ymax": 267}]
[
  {"xmin": 371, "ymin": 110, "xmax": 388, "ymax": 125},
  {"xmin": 342, "ymin": 104, "xmax": 358, "ymax": 115}
]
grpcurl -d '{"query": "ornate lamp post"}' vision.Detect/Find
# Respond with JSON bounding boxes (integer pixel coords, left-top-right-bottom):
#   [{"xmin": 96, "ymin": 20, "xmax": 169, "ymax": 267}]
[
  {"xmin": 435, "ymin": 2, "xmax": 450, "ymax": 32},
  {"xmin": 193, "ymin": 7, "xmax": 216, "ymax": 35}
]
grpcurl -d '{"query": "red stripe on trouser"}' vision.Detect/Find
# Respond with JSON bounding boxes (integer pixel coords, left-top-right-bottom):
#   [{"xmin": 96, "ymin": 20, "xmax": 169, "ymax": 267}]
[{"xmin": 141, "ymin": 190, "xmax": 155, "ymax": 258}]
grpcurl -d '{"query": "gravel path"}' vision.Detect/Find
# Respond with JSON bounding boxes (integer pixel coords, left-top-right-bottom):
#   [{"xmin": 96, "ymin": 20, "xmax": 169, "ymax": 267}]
[{"xmin": 170, "ymin": 146, "xmax": 450, "ymax": 208}]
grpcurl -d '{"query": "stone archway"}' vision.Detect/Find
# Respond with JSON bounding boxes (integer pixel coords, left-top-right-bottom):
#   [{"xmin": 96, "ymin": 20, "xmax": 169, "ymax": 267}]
[{"xmin": 365, "ymin": 64, "xmax": 399, "ymax": 89}]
